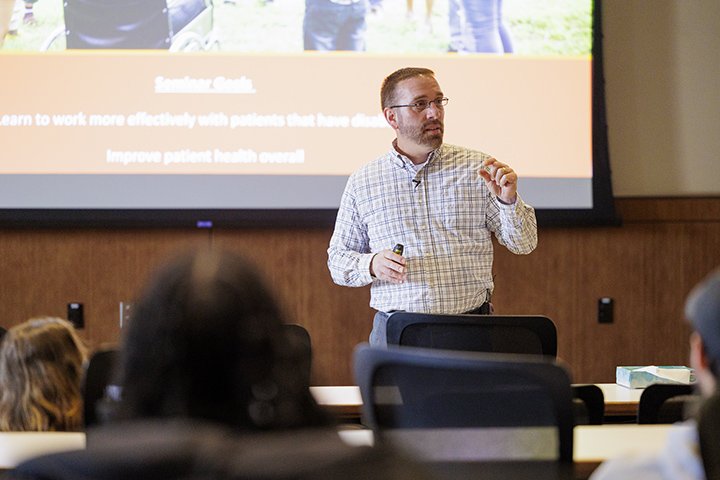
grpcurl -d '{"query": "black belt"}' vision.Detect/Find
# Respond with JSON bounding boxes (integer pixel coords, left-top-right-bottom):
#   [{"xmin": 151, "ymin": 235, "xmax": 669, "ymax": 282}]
[{"xmin": 465, "ymin": 302, "xmax": 491, "ymax": 315}]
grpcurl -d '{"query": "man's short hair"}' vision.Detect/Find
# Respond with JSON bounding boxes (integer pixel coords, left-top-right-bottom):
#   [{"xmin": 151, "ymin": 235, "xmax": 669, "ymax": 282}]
[
  {"xmin": 686, "ymin": 268, "xmax": 720, "ymax": 377},
  {"xmin": 380, "ymin": 67, "xmax": 435, "ymax": 110}
]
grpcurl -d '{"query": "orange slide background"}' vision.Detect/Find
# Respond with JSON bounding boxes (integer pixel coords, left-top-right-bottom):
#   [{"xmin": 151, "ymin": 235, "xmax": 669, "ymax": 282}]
[{"xmin": 0, "ymin": 52, "xmax": 591, "ymax": 177}]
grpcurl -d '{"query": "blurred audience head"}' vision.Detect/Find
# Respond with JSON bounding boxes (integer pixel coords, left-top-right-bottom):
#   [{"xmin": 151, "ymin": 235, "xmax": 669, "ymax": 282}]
[
  {"xmin": 115, "ymin": 247, "xmax": 328, "ymax": 430},
  {"xmin": 686, "ymin": 268, "xmax": 720, "ymax": 396},
  {"xmin": 0, "ymin": 317, "xmax": 87, "ymax": 431}
]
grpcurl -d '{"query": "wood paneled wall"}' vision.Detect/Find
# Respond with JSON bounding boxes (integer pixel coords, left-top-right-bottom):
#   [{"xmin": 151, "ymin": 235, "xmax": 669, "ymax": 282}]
[{"xmin": 1, "ymin": 197, "xmax": 718, "ymax": 385}]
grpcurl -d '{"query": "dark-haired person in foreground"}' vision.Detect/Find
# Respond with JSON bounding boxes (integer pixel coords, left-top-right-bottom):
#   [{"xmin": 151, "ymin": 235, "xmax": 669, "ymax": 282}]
[
  {"xmin": 327, "ymin": 67, "xmax": 537, "ymax": 346},
  {"xmin": 591, "ymin": 267, "xmax": 720, "ymax": 480},
  {"xmin": 12, "ymin": 248, "xmax": 432, "ymax": 480}
]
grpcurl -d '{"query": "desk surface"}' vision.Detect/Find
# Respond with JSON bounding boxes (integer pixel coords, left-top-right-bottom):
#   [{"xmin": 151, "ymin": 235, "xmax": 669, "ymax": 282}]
[
  {"xmin": 338, "ymin": 423, "xmax": 679, "ymax": 479},
  {"xmin": 0, "ymin": 432, "xmax": 85, "ymax": 469},
  {"xmin": 337, "ymin": 423, "xmax": 679, "ymax": 463},
  {"xmin": 0, "ymin": 424, "xmax": 675, "ymax": 476},
  {"xmin": 595, "ymin": 383, "xmax": 644, "ymax": 416},
  {"xmin": 310, "ymin": 383, "xmax": 645, "ymax": 421}
]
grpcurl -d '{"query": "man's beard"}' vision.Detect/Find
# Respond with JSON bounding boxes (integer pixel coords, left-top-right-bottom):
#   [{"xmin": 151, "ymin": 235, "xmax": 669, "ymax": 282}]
[{"xmin": 399, "ymin": 119, "xmax": 444, "ymax": 148}]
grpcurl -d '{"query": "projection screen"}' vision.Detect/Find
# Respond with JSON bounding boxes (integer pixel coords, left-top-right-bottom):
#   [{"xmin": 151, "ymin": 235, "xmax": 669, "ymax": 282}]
[{"xmin": 0, "ymin": 0, "xmax": 616, "ymax": 227}]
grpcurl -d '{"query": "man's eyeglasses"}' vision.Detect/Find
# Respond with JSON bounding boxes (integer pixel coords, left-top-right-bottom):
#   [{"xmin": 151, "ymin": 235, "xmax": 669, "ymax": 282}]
[{"xmin": 388, "ymin": 97, "xmax": 449, "ymax": 113}]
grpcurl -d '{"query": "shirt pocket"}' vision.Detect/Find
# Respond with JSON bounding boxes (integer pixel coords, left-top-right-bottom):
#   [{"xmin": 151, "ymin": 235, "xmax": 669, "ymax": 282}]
[{"xmin": 435, "ymin": 182, "xmax": 484, "ymax": 234}]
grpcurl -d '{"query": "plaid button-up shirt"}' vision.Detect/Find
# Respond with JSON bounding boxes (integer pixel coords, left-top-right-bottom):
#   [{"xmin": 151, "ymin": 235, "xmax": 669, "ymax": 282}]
[{"xmin": 327, "ymin": 143, "xmax": 537, "ymax": 314}]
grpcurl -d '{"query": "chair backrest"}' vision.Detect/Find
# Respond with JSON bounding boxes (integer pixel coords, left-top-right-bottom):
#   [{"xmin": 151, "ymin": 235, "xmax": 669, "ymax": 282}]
[
  {"xmin": 353, "ymin": 344, "xmax": 574, "ymax": 463},
  {"xmin": 637, "ymin": 383, "xmax": 698, "ymax": 424},
  {"xmin": 81, "ymin": 326, "xmax": 309, "ymax": 429},
  {"xmin": 386, "ymin": 312, "xmax": 557, "ymax": 357},
  {"xmin": 83, "ymin": 348, "xmax": 120, "ymax": 428},
  {"xmin": 282, "ymin": 323, "xmax": 312, "ymax": 386},
  {"xmin": 698, "ymin": 392, "xmax": 720, "ymax": 480},
  {"xmin": 571, "ymin": 384, "xmax": 605, "ymax": 425}
]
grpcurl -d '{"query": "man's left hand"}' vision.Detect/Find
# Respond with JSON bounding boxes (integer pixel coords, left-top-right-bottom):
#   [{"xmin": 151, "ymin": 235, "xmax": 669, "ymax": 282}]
[{"xmin": 478, "ymin": 157, "xmax": 517, "ymax": 204}]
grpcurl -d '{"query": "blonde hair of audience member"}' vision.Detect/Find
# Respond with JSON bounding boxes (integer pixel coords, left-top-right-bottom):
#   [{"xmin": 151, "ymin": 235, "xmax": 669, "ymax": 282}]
[{"xmin": 0, "ymin": 317, "xmax": 88, "ymax": 432}]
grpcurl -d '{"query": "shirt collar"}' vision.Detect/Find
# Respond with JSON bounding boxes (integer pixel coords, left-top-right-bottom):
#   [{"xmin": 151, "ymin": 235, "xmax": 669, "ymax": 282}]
[{"xmin": 389, "ymin": 139, "xmax": 442, "ymax": 169}]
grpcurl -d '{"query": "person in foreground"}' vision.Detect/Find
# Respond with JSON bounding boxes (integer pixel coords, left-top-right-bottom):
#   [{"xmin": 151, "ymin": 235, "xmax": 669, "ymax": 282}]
[
  {"xmin": 12, "ymin": 248, "xmax": 433, "ymax": 480},
  {"xmin": 0, "ymin": 317, "xmax": 87, "ymax": 432},
  {"xmin": 591, "ymin": 267, "xmax": 720, "ymax": 480},
  {"xmin": 327, "ymin": 66, "xmax": 537, "ymax": 346}
]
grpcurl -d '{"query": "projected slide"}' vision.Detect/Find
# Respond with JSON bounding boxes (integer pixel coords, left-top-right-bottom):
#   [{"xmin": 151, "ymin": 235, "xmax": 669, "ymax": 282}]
[{"xmin": 0, "ymin": 0, "xmax": 594, "ymax": 215}]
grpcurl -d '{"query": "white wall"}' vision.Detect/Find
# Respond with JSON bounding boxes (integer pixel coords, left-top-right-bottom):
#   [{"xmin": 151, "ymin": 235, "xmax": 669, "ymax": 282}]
[{"xmin": 603, "ymin": 0, "xmax": 720, "ymax": 197}]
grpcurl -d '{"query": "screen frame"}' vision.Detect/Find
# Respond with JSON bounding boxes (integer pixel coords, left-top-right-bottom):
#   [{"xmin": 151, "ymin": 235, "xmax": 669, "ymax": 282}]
[{"xmin": 535, "ymin": 0, "xmax": 618, "ymax": 227}]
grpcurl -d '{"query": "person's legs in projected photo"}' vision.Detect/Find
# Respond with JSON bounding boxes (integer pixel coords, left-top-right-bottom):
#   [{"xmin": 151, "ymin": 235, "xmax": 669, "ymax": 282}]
[
  {"xmin": 497, "ymin": 0, "xmax": 512, "ymax": 52},
  {"xmin": 3, "ymin": 0, "xmax": 23, "ymax": 38},
  {"xmin": 335, "ymin": 0, "xmax": 366, "ymax": 50},
  {"xmin": 303, "ymin": 0, "xmax": 367, "ymax": 51},
  {"xmin": 406, "ymin": 0, "xmax": 434, "ymax": 32},
  {"xmin": 459, "ymin": 0, "xmax": 513, "ymax": 53},
  {"xmin": 8, "ymin": 0, "xmax": 38, "ymax": 28},
  {"xmin": 447, "ymin": 0, "xmax": 464, "ymax": 52},
  {"xmin": 0, "ymin": 0, "xmax": 13, "ymax": 44}
]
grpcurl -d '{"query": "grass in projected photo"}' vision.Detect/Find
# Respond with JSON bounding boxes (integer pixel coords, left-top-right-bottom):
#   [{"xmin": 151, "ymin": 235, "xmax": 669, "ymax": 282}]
[{"xmin": 1, "ymin": 0, "xmax": 589, "ymax": 55}]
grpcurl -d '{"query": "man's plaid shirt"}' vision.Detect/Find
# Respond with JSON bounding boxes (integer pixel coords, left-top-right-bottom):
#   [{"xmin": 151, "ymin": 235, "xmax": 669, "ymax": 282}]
[{"xmin": 327, "ymin": 143, "xmax": 537, "ymax": 314}]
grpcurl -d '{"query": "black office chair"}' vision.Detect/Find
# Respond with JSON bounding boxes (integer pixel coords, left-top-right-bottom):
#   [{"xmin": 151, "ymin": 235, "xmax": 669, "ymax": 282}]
[
  {"xmin": 83, "ymin": 347, "xmax": 120, "ymax": 428},
  {"xmin": 385, "ymin": 312, "xmax": 557, "ymax": 357},
  {"xmin": 637, "ymin": 383, "xmax": 698, "ymax": 424},
  {"xmin": 353, "ymin": 344, "xmax": 575, "ymax": 463},
  {"xmin": 698, "ymin": 392, "xmax": 720, "ymax": 480},
  {"xmin": 571, "ymin": 384, "xmax": 605, "ymax": 425},
  {"xmin": 282, "ymin": 323, "xmax": 312, "ymax": 386},
  {"xmin": 81, "ymin": 325, "xmax": 309, "ymax": 429}
]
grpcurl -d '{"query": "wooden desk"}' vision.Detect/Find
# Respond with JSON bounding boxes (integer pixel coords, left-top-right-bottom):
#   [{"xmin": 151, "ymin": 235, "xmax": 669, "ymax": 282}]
[
  {"xmin": 574, "ymin": 424, "xmax": 673, "ymax": 462},
  {"xmin": 337, "ymin": 424, "xmax": 675, "ymax": 460},
  {"xmin": 338, "ymin": 423, "xmax": 681, "ymax": 478},
  {"xmin": 0, "ymin": 424, "xmax": 676, "ymax": 478},
  {"xmin": 0, "ymin": 432, "xmax": 85, "ymax": 469},
  {"xmin": 310, "ymin": 386, "xmax": 363, "ymax": 421},
  {"xmin": 596, "ymin": 383, "xmax": 643, "ymax": 418},
  {"xmin": 311, "ymin": 383, "xmax": 645, "ymax": 423}
]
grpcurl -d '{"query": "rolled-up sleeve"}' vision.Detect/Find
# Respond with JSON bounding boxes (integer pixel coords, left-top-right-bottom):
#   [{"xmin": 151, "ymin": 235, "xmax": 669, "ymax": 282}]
[
  {"xmin": 487, "ymin": 193, "xmax": 538, "ymax": 255},
  {"xmin": 327, "ymin": 177, "xmax": 375, "ymax": 287}
]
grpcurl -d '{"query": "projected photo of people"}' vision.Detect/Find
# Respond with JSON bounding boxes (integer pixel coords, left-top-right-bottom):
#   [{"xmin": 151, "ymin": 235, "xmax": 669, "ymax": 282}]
[
  {"xmin": 0, "ymin": 0, "xmax": 589, "ymax": 56},
  {"xmin": 453, "ymin": 0, "xmax": 514, "ymax": 53}
]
